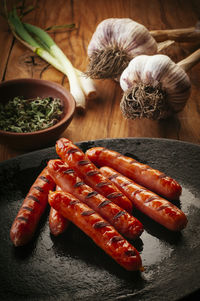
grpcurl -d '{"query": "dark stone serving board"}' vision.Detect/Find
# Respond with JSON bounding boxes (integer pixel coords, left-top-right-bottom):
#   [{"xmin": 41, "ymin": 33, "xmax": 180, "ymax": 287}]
[{"xmin": 0, "ymin": 138, "xmax": 200, "ymax": 301}]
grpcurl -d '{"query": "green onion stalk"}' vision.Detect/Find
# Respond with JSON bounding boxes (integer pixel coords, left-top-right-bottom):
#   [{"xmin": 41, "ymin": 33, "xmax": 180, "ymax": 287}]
[{"xmin": 7, "ymin": 8, "xmax": 97, "ymax": 110}]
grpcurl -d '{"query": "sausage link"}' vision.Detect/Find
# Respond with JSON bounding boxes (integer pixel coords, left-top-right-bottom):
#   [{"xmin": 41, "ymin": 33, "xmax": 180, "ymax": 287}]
[
  {"xmin": 10, "ymin": 167, "xmax": 55, "ymax": 246},
  {"xmin": 100, "ymin": 166, "xmax": 187, "ymax": 231},
  {"xmin": 49, "ymin": 186, "xmax": 70, "ymax": 236},
  {"xmin": 56, "ymin": 138, "xmax": 133, "ymax": 213},
  {"xmin": 86, "ymin": 147, "xmax": 182, "ymax": 200},
  {"xmin": 48, "ymin": 190, "xmax": 142, "ymax": 271},
  {"xmin": 47, "ymin": 159, "xmax": 143, "ymax": 240},
  {"xmin": 49, "ymin": 207, "xmax": 70, "ymax": 236}
]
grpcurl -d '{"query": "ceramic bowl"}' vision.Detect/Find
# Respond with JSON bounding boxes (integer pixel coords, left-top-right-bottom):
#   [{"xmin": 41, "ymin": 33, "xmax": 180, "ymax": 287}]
[{"xmin": 0, "ymin": 78, "xmax": 76, "ymax": 150}]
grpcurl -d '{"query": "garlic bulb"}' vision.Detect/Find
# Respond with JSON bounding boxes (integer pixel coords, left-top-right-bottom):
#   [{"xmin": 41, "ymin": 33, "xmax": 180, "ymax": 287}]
[
  {"xmin": 120, "ymin": 53, "xmax": 193, "ymax": 119},
  {"xmin": 86, "ymin": 18, "xmax": 157, "ymax": 79}
]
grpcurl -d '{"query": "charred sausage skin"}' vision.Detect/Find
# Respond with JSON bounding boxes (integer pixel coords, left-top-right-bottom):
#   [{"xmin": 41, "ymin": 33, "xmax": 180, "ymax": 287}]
[
  {"xmin": 47, "ymin": 159, "xmax": 143, "ymax": 240},
  {"xmin": 86, "ymin": 147, "xmax": 182, "ymax": 200},
  {"xmin": 10, "ymin": 167, "xmax": 55, "ymax": 246},
  {"xmin": 56, "ymin": 138, "xmax": 133, "ymax": 213},
  {"xmin": 100, "ymin": 166, "xmax": 187, "ymax": 231},
  {"xmin": 48, "ymin": 190, "xmax": 142, "ymax": 271}
]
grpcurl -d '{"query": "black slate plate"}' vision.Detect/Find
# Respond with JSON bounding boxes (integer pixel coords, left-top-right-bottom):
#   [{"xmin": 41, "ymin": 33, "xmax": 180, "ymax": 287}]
[{"xmin": 0, "ymin": 138, "xmax": 200, "ymax": 301}]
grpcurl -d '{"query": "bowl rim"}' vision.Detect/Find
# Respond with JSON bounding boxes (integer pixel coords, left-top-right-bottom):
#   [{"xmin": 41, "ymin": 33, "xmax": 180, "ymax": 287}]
[{"xmin": 0, "ymin": 78, "xmax": 76, "ymax": 137}]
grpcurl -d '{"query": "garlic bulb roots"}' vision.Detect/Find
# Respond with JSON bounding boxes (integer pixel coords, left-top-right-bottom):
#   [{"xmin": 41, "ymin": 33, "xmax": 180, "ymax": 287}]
[
  {"xmin": 120, "ymin": 54, "xmax": 191, "ymax": 120},
  {"xmin": 87, "ymin": 18, "xmax": 157, "ymax": 79},
  {"xmin": 120, "ymin": 83, "xmax": 168, "ymax": 119}
]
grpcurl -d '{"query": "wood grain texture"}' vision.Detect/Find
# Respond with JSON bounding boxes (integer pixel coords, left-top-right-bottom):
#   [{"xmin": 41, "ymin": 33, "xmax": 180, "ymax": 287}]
[{"xmin": 0, "ymin": 0, "xmax": 200, "ymax": 162}]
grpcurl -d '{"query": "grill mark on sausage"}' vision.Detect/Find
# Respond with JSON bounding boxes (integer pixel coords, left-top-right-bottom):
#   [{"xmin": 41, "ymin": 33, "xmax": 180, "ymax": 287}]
[
  {"xmin": 86, "ymin": 191, "xmax": 98, "ymax": 198},
  {"xmin": 93, "ymin": 221, "xmax": 109, "ymax": 229},
  {"xmin": 34, "ymin": 186, "xmax": 44, "ymax": 192},
  {"xmin": 86, "ymin": 170, "xmax": 100, "ymax": 176},
  {"xmin": 17, "ymin": 216, "xmax": 28, "ymax": 222},
  {"xmin": 108, "ymin": 174, "xmax": 119, "ymax": 180},
  {"xmin": 96, "ymin": 181, "xmax": 109, "ymax": 188},
  {"xmin": 132, "ymin": 189, "xmax": 145, "ymax": 197},
  {"xmin": 109, "ymin": 236, "xmax": 123, "ymax": 243},
  {"xmin": 107, "ymin": 192, "xmax": 124, "ymax": 199},
  {"xmin": 81, "ymin": 210, "xmax": 95, "ymax": 216},
  {"xmin": 157, "ymin": 204, "xmax": 171, "ymax": 211},
  {"xmin": 67, "ymin": 148, "xmax": 80, "ymax": 154},
  {"xmin": 98, "ymin": 200, "xmax": 111, "ymax": 208},
  {"xmin": 144, "ymin": 196, "xmax": 160, "ymax": 203},
  {"xmin": 39, "ymin": 176, "xmax": 50, "ymax": 183},
  {"xmin": 113, "ymin": 210, "xmax": 126, "ymax": 220},
  {"xmin": 63, "ymin": 168, "xmax": 74, "ymax": 174},
  {"xmin": 22, "ymin": 206, "xmax": 33, "ymax": 212},
  {"xmin": 121, "ymin": 181, "xmax": 131, "ymax": 188},
  {"xmin": 74, "ymin": 181, "xmax": 84, "ymax": 187},
  {"xmin": 125, "ymin": 249, "xmax": 136, "ymax": 256},
  {"xmin": 69, "ymin": 200, "xmax": 79, "ymax": 206},
  {"xmin": 27, "ymin": 195, "xmax": 40, "ymax": 203},
  {"xmin": 78, "ymin": 160, "xmax": 90, "ymax": 166}
]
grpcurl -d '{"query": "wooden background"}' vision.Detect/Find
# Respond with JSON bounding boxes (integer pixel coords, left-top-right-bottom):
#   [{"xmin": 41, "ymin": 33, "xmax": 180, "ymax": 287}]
[{"xmin": 1, "ymin": 0, "xmax": 200, "ymax": 162}]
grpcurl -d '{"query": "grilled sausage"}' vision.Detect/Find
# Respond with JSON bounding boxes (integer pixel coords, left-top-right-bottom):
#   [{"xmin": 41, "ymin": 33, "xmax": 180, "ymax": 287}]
[
  {"xmin": 49, "ymin": 207, "xmax": 70, "ymax": 236},
  {"xmin": 49, "ymin": 186, "xmax": 70, "ymax": 236},
  {"xmin": 56, "ymin": 138, "xmax": 133, "ymax": 213},
  {"xmin": 47, "ymin": 159, "xmax": 143, "ymax": 240},
  {"xmin": 100, "ymin": 166, "xmax": 187, "ymax": 231},
  {"xmin": 10, "ymin": 167, "xmax": 55, "ymax": 246},
  {"xmin": 86, "ymin": 147, "xmax": 182, "ymax": 200},
  {"xmin": 48, "ymin": 190, "xmax": 142, "ymax": 271}
]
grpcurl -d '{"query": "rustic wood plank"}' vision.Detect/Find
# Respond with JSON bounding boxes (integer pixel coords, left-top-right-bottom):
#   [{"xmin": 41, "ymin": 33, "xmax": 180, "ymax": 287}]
[
  {"xmin": 0, "ymin": 12, "xmax": 13, "ymax": 80},
  {"xmin": 1, "ymin": 0, "xmax": 200, "ymax": 162}
]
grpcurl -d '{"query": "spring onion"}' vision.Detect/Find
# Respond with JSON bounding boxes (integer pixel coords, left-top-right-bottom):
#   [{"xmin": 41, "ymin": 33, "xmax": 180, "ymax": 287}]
[{"xmin": 7, "ymin": 8, "xmax": 97, "ymax": 110}]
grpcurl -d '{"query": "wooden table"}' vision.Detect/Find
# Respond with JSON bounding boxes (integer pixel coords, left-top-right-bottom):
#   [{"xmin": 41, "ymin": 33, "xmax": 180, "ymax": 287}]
[{"xmin": 1, "ymin": 0, "xmax": 200, "ymax": 163}]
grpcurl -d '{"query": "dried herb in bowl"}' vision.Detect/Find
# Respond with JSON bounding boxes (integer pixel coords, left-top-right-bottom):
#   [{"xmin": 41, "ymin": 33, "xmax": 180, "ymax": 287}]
[{"xmin": 0, "ymin": 96, "xmax": 63, "ymax": 133}]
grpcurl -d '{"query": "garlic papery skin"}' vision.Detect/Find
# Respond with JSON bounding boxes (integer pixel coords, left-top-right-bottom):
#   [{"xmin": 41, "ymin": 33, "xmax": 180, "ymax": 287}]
[
  {"xmin": 120, "ymin": 54, "xmax": 191, "ymax": 120},
  {"xmin": 86, "ymin": 18, "xmax": 157, "ymax": 80}
]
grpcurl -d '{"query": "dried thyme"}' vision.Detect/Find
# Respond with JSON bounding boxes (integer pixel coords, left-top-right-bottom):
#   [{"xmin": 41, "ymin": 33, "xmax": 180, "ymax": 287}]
[{"xmin": 0, "ymin": 96, "xmax": 63, "ymax": 133}]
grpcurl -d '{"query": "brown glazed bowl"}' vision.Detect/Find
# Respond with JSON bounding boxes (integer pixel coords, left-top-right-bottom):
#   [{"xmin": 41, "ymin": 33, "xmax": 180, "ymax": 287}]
[{"xmin": 0, "ymin": 78, "xmax": 76, "ymax": 150}]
